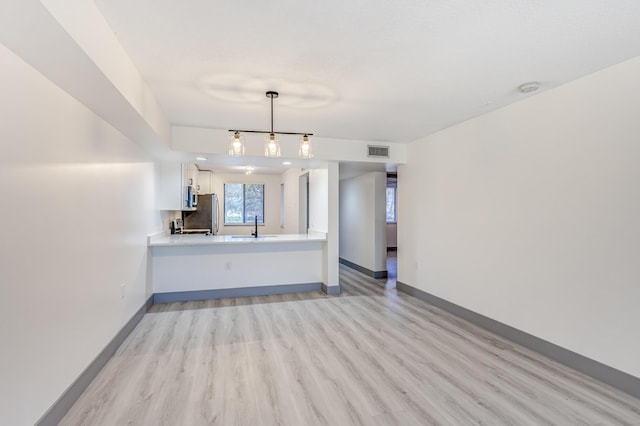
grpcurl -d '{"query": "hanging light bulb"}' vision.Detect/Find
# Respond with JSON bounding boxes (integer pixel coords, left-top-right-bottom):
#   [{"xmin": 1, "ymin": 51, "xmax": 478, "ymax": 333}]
[
  {"xmin": 228, "ymin": 91, "xmax": 313, "ymax": 158},
  {"xmin": 264, "ymin": 133, "xmax": 281, "ymax": 157},
  {"xmin": 299, "ymin": 134, "xmax": 313, "ymax": 158},
  {"xmin": 229, "ymin": 131, "xmax": 245, "ymax": 156}
]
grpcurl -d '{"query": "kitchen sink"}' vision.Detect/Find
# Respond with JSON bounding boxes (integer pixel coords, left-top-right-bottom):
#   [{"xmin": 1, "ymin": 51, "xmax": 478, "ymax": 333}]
[{"xmin": 230, "ymin": 235, "xmax": 277, "ymax": 239}]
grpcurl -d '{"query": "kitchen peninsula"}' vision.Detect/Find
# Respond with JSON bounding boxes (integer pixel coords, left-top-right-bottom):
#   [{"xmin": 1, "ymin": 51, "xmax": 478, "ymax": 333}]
[{"xmin": 148, "ymin": 232, "xmax": 327, "ymax": 303}]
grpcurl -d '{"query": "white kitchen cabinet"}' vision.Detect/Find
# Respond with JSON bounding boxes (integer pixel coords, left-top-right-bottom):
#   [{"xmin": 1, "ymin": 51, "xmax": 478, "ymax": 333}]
[
  {"xmin": 183, "ymin": 163, "xmax": 199, "ymax": 191},
  {"xmin": 198, "ymin": 170, "xmax": 214, "ymax": 194},
  {"xmin": 157, "ymin": 162, "xmax": 200, "ymax": 210}
]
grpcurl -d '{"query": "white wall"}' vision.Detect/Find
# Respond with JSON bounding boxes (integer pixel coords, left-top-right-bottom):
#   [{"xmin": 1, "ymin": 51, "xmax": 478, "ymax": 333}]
[
  {"xmin": 299, "ymin": 173, "xmax": 309, "ymax": 233},
  {"xmin": 309, "ymin": 169, "xmax": 329, "ymax": 233},
  {"xmin": 386, "ymin": 223, "xmax": 397, "ymax": 248},
  {"xmin": 40, "ymin": 0, "xmax": 171, "ymax": 143},
  {"xmin": 0, "ymin": 45, "xmax": 160, "ymax": 425},
  {"xmin": 398, "ymin": 57, "xmax": 640, "ymax": 379},
  {"xmin": 160, "ymin": 210, "xmax": 183, "ymax": 234},
  {"xmin": 281, "ymin": 168, "xmax": 303, "ymax": 234},
  {"xmin": 307, "ymin": 166, "xmax": 340, "ymax": 288},
  {"xmin": 340, "ymin": 172, "xmax": 387, "ymax": 272},
  {"xmin": 325, "ymin": 162, "xmax": 340, "ymax": 287},
  {"xmin": 210, "ymin": 173, "xmax": 283, "ymax": 235}
]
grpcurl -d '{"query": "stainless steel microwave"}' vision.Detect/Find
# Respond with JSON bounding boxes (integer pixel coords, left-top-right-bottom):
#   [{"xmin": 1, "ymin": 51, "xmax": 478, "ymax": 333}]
[{"xmin": 186, "ymin": 185, "xmax": 198, "ymax": 208}]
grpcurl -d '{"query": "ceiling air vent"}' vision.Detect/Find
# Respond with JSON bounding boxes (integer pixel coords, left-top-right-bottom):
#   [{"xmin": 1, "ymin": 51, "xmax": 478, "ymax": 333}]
[{"xmin": 367, "ymin": 145, "xmax": 390, "ymax": 158}]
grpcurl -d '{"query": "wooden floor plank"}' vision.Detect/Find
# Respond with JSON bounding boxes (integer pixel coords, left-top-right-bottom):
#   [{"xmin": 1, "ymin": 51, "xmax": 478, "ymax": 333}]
[{"xmin": 61, "ymin": 265, "xmax": 640, "ymax": 425}]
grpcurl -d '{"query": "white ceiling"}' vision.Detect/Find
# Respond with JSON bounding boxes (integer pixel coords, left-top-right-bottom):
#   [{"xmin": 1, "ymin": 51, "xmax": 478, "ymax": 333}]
[
  {"xmin": 195, "ymin": 154, "xmax": 329, "ymax": 175},
  {"xmin": 93, "ymin": 0, "xmax": 640, "ymax": 144}
]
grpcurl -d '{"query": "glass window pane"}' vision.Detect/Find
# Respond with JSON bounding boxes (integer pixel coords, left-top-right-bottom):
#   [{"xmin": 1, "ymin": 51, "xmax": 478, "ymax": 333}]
[
  {"xmin": 224, "ymin": 183, "xmax": 244, "ymax": 224},
  {"xmin": 224, "ymin": 183, "xmax": 265, "ymax": 225},
  {"xmin": 244, "ymin": 184, "xmax": 264, "ymax": 223},
  {"xmin": 386, "ymin": 187, "xmax": 396, "ymax": 223}
]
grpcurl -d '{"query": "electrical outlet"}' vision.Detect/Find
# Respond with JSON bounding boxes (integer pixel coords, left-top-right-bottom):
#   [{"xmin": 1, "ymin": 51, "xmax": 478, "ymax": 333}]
[
  {"xmin": 120, "ymin": 283, "xmax": 126, "ymax": 299},
  {"xmin": 225, "ymin": 262, "xmax": 232, "ymax": 271}
]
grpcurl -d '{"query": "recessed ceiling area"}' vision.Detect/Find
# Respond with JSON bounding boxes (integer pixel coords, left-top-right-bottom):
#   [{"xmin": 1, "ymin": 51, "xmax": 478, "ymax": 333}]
[
  {"xmin": 93, "ymin": 0, "xmax": 640, "ymax": 143},
  {"xmin": 339, "ymin": 162, "xmax": 397, "ymax": 181},
  {"xmin": 193, "ymin": 154, "xmax": 396, "ymax": 180},
  {"xmin": 192, "ymin": 154, "xmax": 329, "ymax": 175}
]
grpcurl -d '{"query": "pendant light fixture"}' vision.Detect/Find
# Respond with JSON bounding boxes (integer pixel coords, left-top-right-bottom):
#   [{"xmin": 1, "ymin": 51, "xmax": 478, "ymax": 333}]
[
  {"xmin": 264, "ymin": 91, "xmax": 281, "ymax": 157},
  {"xmin": 228, "ymin": 91, "xmax": 313, "ymax": 158},
  {"xmin": 229, "ymin": 131, "xmax": 245, "ymax": 156},
  {"xmin": 299, "ymin": 134, "xmax": 313, "ymax": 158}
]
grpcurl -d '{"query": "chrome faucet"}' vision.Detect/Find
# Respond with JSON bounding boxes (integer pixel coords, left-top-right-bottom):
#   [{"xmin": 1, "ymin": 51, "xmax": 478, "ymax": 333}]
[{"xmin": 251, "ymin": 215, "xmax": 258, "ymax": 238}]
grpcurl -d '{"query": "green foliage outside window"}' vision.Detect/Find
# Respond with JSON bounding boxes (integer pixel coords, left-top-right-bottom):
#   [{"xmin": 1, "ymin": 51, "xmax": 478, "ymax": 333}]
[{"xmin": 224, "ymin": 183, "xmax": 265, "ymax": 224}]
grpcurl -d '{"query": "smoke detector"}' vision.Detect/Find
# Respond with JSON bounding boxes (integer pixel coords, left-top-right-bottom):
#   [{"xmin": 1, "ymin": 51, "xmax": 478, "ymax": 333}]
[{"xmin": 518, "ymin": 82, "xmax": 540, "ymax": 94}]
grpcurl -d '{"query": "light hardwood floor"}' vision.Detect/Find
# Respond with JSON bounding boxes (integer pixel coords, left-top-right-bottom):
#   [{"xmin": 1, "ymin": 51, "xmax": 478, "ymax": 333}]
[{"xmin": 61, "ymin": 265, "xmax": 640, "ymax": 425}]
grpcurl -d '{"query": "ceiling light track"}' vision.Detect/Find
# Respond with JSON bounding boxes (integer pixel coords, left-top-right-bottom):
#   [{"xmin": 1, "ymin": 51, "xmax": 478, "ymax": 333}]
[
  {"xmin": 227, "ymin": 91, "xmax": 313, "ymax": 158},
  {"xmin": 228, "ymin": 130, "xmax": 314, "ymax": 136}
]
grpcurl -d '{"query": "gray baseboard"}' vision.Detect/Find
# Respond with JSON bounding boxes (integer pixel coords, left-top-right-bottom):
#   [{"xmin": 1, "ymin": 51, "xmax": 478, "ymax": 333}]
[
  {"xmin": 37, "ymin": 295, "xmax": 154, "ymax": 426},
  {"xmin": 339, "ymin": 257, "xmax": 387, "ymax": 279},
  {"xmin": 396, "ymin": 281, "xmax": 640, "ymax": 400},
  {"xmin": 153, "ymin": 282, "xmax": 323, "ymax": 304},
  {"xmin": 322, "ymin": 283, "xmax": 341, "ymax": 296}
]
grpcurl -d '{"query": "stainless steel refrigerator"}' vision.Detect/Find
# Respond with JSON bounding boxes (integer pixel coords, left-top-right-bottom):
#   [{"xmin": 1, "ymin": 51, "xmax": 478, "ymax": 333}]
[{"xmin": 183, "ymin": 193, "xmax": 219, "ymax": 234}]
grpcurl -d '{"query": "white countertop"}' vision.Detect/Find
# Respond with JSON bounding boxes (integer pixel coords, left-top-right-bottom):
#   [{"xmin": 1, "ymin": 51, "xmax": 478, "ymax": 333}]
[{"xmin": 148, "ymin": 232, "xmax": 327, "ymax": 247}]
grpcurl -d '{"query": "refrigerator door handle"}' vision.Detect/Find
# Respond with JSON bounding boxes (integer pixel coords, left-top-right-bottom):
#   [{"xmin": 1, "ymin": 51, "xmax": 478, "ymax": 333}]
[{"xmin": 216, "ymin": 202, "xmax": 220, "ymax": 234}]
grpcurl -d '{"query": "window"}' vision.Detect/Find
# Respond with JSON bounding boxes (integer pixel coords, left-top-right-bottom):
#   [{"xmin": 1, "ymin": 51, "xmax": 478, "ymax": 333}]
[
  {"xmin": 224, "ymin": 183, "xmax": 264, "ymax": 224},
  {"xmin": 386, "ymin": 176, "xmax": 397, "ymax": 223}
]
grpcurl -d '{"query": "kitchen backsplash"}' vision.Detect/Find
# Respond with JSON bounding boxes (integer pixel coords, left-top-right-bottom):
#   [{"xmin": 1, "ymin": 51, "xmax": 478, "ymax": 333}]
[{"xmin": 161, "ymin": 210, "xmax": 182, "ymax": 234}]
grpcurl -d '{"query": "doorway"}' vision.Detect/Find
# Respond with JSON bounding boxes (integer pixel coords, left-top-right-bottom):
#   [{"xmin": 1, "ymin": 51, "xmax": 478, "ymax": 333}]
[
  {"xmin": 386, "ymin": 173, "xmax": 398, "ymax": 284},
  {"xmin": 298, "ymin": 172, "xmax": 309, "ymax": 233}
]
